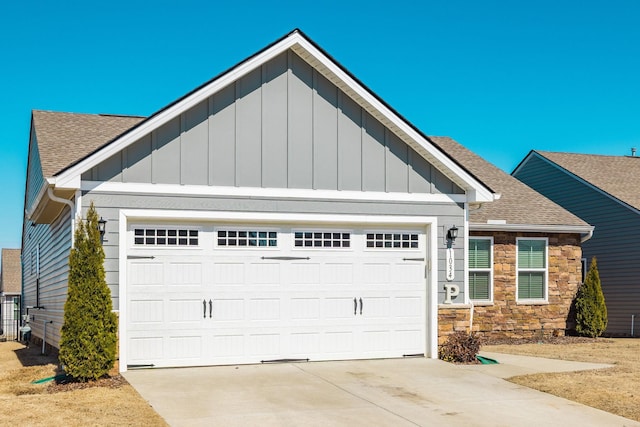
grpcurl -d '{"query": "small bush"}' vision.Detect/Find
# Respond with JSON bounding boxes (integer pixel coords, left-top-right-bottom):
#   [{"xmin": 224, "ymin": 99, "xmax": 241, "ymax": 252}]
[
  {"xmin": 575, "ymin": 257, "xmax": 607, "ymax": 338},
  {"xmin": 438, "ymin": 331, "xmax": 482, "ymax": 363},
  {"xmin": 59, "ymin": 203, "xmax": 117, "ymax": 381}
]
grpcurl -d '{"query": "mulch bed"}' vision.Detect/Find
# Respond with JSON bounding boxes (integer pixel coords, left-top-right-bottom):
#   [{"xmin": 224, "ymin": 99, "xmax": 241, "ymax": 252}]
[
  {"xmin": 48, "ymin": 374, "xmax": 128, "ymax": 393},
  {"xmin": 483, "ymin": 336, "xmax": 610, "ymax": 346}
]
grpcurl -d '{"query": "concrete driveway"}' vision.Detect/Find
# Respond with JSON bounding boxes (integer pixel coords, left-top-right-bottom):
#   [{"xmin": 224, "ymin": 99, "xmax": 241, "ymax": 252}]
[{"xmin": 124, "ymin": 355, "xmax": 639, "ymax": 427}]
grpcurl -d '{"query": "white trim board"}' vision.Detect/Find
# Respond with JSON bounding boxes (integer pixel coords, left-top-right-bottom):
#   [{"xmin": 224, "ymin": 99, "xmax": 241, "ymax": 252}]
[
  {"xmin": 118, "ymin": 209, "xmax": 439, "ymax": 372},
  {"xmin": 82, "ymin": 181, "xmax": 467, "ymax": 204}
]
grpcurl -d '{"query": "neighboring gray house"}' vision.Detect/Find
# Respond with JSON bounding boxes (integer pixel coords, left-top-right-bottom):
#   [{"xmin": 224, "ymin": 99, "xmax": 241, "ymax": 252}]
[
  {"xmin": 514, "ymin": 151, "xmax": 640, "ymax": 336},
  {"xmin": 23, "ymin": 29, "xmax": 496, "ymax": 370},
  {"xmin": 1, "ymin": 248, "xmax": 21, "ymax": 340}
]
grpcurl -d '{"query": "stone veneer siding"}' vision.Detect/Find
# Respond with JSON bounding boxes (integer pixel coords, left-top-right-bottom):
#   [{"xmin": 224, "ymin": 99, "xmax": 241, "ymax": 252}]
[{"xmin": 438, "ymin": 232, "xmax": 583, "ymax": 343}]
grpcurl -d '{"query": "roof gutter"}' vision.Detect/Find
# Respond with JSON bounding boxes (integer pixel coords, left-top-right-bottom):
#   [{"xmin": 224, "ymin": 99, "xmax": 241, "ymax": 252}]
[{"xmin": 470, "ymin": 223, "xmax": 594, "ymax": 243}]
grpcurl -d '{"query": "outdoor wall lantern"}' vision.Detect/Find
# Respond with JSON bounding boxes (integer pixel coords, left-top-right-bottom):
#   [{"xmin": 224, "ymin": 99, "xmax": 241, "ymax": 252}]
[
  {"xmin": 447, "ymin": 225, "xmax": 459, "ymax": 242},
  {"xmin": 97, "ymin": 217, "xmax": 107, "ymax": 238}
]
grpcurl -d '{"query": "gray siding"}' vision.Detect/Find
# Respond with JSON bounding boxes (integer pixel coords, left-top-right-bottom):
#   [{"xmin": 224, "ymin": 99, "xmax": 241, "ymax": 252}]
[
  {"xmin": 25, "ymin": 131, "xmax": 45, "ymax": 211},
  {"xmin": 514, "ymin": 154, "xmax": 640, "ymax": 335},
  {"xmin": 83, "ymin": 192, "xmax": 466, "ymax": 311},
  {"xmin": 21, "ymin": 205, "xmax": 72, "ymax": 348},
  {"xmin": 82, "ymin": 50, "xmax": 463, "ymax": 196}
]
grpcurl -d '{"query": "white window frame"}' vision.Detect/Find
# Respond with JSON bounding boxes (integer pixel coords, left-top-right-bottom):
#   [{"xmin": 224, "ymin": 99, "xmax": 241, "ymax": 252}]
[
  {"xmin": 291, "ymin": 229, "xmax": 353, "ymax": 251},
  {"xmin": 468, "ymin": 236, "xmax": 493, "ymax": 303},
  {"xmin": 516, "ymin": 237, "xmax": 548, "ymax": 303},
  {"xmin": 363, "ymin": 230, "xmax": 421, "ymax": 251}
]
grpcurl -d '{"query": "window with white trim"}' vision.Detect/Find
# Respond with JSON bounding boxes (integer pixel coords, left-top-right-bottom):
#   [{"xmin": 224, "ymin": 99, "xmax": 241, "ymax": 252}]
[
  {"xmin": 469, "ymin": 238, "xmax": 492, "ymax": 301},
  {"xmin": 134, "ymin": 228, "xmax": 199, "ymax": 246},
  {"xmin": 365, "ymin": 232, "xmax": 419, "ymax": 249},
  {"xmin": 217, "ymin": 230, "xmax": 277, "ymax": 247},
  {"xmin": 517, "ymin": 238, "xmax": 548, "ymax": 301},
  {"xmin": 294, "ymin": 231, "xmax": 350, "ymax": 248}
]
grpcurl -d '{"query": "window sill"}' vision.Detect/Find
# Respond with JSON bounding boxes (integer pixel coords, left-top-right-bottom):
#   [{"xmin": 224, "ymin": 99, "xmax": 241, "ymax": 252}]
[
  {"xmin": 516, "ymin": 300, "xmax": 549, "ymax": 306},
  {"xmin": 470, "ymin": 301, "xmax": 493, "ymax": 307}
]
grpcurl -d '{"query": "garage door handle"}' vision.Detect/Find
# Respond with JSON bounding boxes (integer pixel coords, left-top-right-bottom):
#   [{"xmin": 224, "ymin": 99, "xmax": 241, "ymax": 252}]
[
  {"xmin": 209, "ymin": 299, "xmax": 213, "ymax": 318},
  {"xmin": 203, "ymin": 299, "xmax": 207, "ymax": 319},
  {"xmin": 354, "ymin": 298, "xmax": 357, "ymax": 316},
  {"xmin": 359, "ymin": 298, "xmax": 363, "ymax": 315}
]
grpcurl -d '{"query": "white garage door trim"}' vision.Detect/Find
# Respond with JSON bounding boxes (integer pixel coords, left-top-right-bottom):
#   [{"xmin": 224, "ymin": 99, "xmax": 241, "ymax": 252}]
[{"xmin": 118, "ymin": 209, "xmax": 438, "ymax": 372}]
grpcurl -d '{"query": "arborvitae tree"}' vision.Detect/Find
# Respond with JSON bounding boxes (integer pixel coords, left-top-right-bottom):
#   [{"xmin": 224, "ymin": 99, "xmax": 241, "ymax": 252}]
[
  {"xmin": 575, "ymin": 257, "xmax": 608, "ymax": 338},
  {"xmin": 59, "ymin": 203, "xmax": 117, "ymax": 381}
]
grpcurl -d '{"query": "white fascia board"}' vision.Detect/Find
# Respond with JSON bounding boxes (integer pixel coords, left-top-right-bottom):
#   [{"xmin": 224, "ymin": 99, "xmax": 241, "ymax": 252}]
[
  {"xmin": 81, "ymin": 181, "xmax": 467, "ymax": 204},
  {"xmin": 470, "ymin": 222, "xmax": 594, "ymax": 236},
  {"xmin": 120, "ymin": 209, "xmax": 437, "ymax": 226},
  {"xmin": 55, "ymin": 32, "xmax": 493, "ymax": 204}
]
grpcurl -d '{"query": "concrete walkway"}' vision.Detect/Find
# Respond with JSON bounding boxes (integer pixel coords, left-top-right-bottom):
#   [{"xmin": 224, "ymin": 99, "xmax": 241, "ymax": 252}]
[{"xmin": 124, "ymin": 354, "xmax": 638, "ymax": 427}]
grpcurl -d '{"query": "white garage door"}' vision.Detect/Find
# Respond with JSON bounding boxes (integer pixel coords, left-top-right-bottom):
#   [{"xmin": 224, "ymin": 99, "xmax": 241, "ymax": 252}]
[{"xmin": 126, "ymin": 224, "xmax": 427, "ymax": 368}]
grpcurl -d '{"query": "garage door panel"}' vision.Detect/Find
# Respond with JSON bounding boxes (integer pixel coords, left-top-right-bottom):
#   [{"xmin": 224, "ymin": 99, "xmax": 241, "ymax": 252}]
[
  {"xmin": 167, "ymin": 335, "xmax": 202, "ymax": 360},
  {"xmin": 392, "ymin": 263, "xmax": 424, "ymax": 283},
  {"xmin": 362, "ymin": 263, "xmax": 391, "ymax": 284},
  {"xmin": 323, "ymin": 297, "xmax": 356, "ymax": 319},
  {"xmin": 321, "ymin": 263, "xmax": 354, "ymax": 284},
  {"xmin": 289, "ymin": 263, "xmax": 320, "ymax": 284},
  {"xmin": 127, "ymin": 224, "xmax": 428, "ymax": 368},
  {"xmin": 129, "ymin": 262, "xmax": 164, "ymax": 287},
  {"xmin": 248, "ymin": 298, "xmax": 281, "ymax": 320},
  {"xmin": 210, "ymin": 334, "xmax": 244, "ymax": 358},
  {"xmin": 129, "ymin": 299, "xmax": 164, "ymax": 324},
  {"xmin": 212, "ymin": 299, "xmax": 244, "ymax": 321},
  {"xmin": 393, "ymin": 297, "xmax": 423, "ymax": 318},
  {"xmin": 247, "ymin": 263, "xmax": 281, "ymax": 284},
  {"xmin": 290, "ymin": 298, "xmax": 320, "ymax": 320},
  {"xmin": 129, "ymin": 336, "xmax": 164, "ymax": 363},
  {"xmin": 214, "ymin": 263, "xmax": 245, "ymax": 284},
  {"xmin": 322, "ymin": 331, "xmax": 354, "ymax": 354},
  {"xmin": 290, "ymin": 332, "xmax": 320, "ymax": 356},
  {"xmin": 248, "ymin": 334, "xmax": 281, "ymax": 357},
  {"xmin": 167, "ymin": 299, "xmax": 203, "ymax": 322}
]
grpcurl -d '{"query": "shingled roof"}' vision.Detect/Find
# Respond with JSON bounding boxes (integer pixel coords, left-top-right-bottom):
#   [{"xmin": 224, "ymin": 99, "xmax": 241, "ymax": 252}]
[
  {"xmin": 534, "ymin": 151, "xmax": 640, "ymax": 211},
  {"xmin": 1, "ymin": 249, "xmax": 21, "ymax": 294},
  {"xmin": 431, "ymin": 137, "xmax": 591, "ymax": 229},
  {"xmin": 32, "ymin": 110, "xmax": 146, "ymax": 177}
]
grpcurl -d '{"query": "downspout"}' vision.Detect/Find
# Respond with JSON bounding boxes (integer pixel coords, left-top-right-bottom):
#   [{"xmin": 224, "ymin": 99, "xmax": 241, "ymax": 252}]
[
  {"xmin": 47, "ymin": 187, "xmax": 76, "ymax": 246},
  {"xmin": 42, "ymin": 320, "xmax": 53, "ymax": 355}
]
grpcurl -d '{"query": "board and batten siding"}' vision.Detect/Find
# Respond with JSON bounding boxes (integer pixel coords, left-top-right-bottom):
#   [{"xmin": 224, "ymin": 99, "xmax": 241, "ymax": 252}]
[
  {"xmin": 514, "ymin": 154, "xmax": 640, "ymax": 335},
  {"xmin": 21, "ymin": 205, "xmax": 73, "ymax": 348},
  {"xmin": 82, "ymin": 50, "xmax": 462, "ymax": 196},
  {"xmin": 82, "ymin": 192, "xmax": 465, "ymax": 311}
]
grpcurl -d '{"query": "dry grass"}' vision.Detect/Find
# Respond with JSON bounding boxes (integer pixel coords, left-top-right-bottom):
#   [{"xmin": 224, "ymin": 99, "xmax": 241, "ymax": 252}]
[
  {"xmin": 484, "ymin": 338, "xmax": 640, "ymax": 422},
  {"xmin": 0, "ymin": 341, "xmax": 168, "ymax": 426}
]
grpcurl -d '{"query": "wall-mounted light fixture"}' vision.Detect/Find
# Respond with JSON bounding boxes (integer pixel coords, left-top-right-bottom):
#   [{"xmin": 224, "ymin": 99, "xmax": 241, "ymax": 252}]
[
  {"xmin": 447, "ymin": 225, "xmax": 459, "ymax": 242},
  {"xmin": 97, "ymin": 217, "xmax": 107, "ymax": 238}
]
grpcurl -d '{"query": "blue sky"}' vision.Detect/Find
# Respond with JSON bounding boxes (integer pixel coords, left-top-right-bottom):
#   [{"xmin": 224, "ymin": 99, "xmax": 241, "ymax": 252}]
[{"xmin": 1, "ymin": 1, "xmax": 639, "ymax": 252}]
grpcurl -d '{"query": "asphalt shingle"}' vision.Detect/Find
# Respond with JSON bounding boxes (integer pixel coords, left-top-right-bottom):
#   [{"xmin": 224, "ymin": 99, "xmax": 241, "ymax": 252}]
[
  {"xmin": 431, "ymin": 137, "xmax": 590, "ymax": 227},
  {"xmin": 32, "ymin": 110, "xmax": 145, "ymax": 177},
  {"xmin": 1, "ymin": 248, "xmax": 21, "ymax": 294},
  {"xmin": 535, "ymin": 151, "xmax": 640, "ymax": 211}
]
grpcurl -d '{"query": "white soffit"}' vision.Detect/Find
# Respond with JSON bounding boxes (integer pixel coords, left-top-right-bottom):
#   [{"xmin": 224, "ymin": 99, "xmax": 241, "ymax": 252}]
[{"xmin": 53, "ymin": 31, "xmax": 493, "ymax": 203}]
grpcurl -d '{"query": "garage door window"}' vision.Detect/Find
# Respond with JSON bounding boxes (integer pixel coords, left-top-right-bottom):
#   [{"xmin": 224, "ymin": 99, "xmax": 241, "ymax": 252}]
[
  {"xmin": 366, "ymin": 232, "xmax": 419, "ymax": 249},
  {"xmin": 217, "ymin": 230, "xmax": 277, "ymax": 247},
  {"xmin": 134, "ymin": 228, "xmax": 199, "ymax": 246},
  {"xmin": 294, "ymin": 231, "xmax": 350, "ymax": 248}
]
